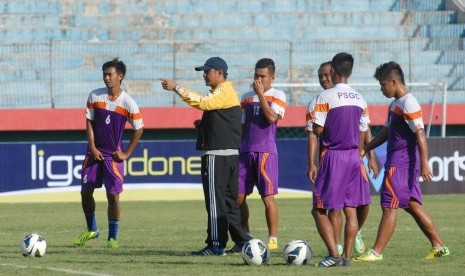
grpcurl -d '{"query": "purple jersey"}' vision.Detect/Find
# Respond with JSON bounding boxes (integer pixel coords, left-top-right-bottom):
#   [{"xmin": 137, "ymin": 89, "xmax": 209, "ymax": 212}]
[
  {"xmin": 85, "ymin": 88, "xmax": 143, "ymax": 159},
  {"xmin": 240, "ymin": 88, "xmax": 286, "ymax": 154},
  {"xmin": 313, "ymin": 83, "xmax": 369, "ymax": 150},
  {"xmin": 384, "ymin": 93, "xmax": 423, "ymax": 169}
]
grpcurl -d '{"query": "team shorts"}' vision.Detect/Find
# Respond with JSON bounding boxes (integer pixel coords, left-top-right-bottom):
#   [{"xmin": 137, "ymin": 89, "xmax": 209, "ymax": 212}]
[
  {"xmin": 81, "ymin": 154, "xmax": 124, "ymax": 195},
  {"xmin": 239, "ymin": 152, "xmax": 278, "ymax": 197},
  {"xmin": 380, "ymin": 166, "xmax": 422, "ymax": 209},
  {"xmin": 313, "ymin": 148, "xmax": 364, "ymax": 210}
]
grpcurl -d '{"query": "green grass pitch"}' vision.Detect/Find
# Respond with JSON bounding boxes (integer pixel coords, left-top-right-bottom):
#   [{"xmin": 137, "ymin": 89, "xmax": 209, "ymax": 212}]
[{"xmin": 0, "ymin": 194, "xmax": 463, "ymax": 275}]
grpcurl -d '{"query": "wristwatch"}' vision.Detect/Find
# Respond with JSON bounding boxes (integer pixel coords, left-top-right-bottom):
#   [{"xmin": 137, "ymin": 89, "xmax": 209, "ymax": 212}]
[{"xmin": 174, "ymin": 84, "xmax": 181, "ymax": 93}]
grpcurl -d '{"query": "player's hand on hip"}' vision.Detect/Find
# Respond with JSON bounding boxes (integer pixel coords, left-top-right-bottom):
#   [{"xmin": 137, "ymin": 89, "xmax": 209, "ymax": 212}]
[{"xmin": 112, "ymin": 150, "xmax": 128, "ymax": 162}]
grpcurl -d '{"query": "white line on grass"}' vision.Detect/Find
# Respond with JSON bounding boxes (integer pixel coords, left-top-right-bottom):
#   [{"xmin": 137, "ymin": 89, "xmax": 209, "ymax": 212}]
[{"xmin": 0, "ymin": 263, "xmax": 112, "ymax": 276}]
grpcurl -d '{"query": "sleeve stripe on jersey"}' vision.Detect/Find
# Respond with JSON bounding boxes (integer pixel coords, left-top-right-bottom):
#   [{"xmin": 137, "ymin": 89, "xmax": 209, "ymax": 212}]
[
  {"xmin": 314, "ymin": 103, "xmax": 329, "ymax": 112},
  {"xmin": 115, "ymin": 106, "xmax": 142, "ymax": 119},
  {"xmin": 404, "ymin": 109, "xmax": 422, "ymax": 121},
  {"xmin": 265, "ymin": 96, "xmax": 286, "ymax": 109},
  {"xmin": 240, "ymin": 97, "xmax": 254, "ymax": 109},
  {"xmin": 306, "ymin": 112, "xmax": 313, "ymax": 121}
]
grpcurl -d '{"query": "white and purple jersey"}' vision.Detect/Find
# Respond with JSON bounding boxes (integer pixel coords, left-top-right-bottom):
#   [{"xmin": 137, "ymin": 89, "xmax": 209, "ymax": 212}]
[
  {"xmin": 240, "ymin": 87, "xmax": 286, "ymax": 154},
  {"xmin": 384, "ymin": 93, "xmax": 423, "ymax": 169},
  {"xmin": 85, "ymin": 88, "xmax": 143, "ymax": 159},
  {"xmin": 313, "ymin": 83, "xmax": 369, "ymax": 150}
]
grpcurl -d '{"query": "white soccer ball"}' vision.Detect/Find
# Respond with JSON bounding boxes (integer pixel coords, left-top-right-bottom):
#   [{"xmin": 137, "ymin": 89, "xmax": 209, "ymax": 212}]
[
  {"xmin": 282, "ymin": 239, "xmax": 312, "ymax": 266},
  {"xmin": 241, "ymin": 239, "xmax": 270, "ymax": 266},
  {"xmin": 20, "ymin": 233, "xmax": 47, "ymax": 257}
]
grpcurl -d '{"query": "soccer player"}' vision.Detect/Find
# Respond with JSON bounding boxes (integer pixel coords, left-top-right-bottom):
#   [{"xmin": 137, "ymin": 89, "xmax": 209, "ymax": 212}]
[
  {"xmin": 311, "ymin": 52, "xmax": 370, "ymax": 267},
  {"xmin": 306, "ymin": 61, "xmax": 378, "ymax": 256},
  {"xmin": 159, "ymin": 57, "xmax": 251, "ymax": 256},
  {"xmin": 354, "ymin": 61, "xmax": 449, "ymax": 262},
  {"xmin": 73, "ymin": 58, "xmax": 144, "ymax": 248},
  {"xmin": 232, "ymin": 58, "xmax": 286, "ymax": 252}
]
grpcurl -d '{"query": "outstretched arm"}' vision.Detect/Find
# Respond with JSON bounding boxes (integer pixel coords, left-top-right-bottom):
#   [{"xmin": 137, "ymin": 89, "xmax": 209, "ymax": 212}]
[{"xmin": 360, "ymin": 126, "xmax": 388, "ymax": 158}]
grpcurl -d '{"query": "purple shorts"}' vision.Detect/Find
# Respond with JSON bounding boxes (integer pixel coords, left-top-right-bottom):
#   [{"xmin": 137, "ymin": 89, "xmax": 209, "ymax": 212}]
[
  {"xmin": 239, "ymin": 152, "xmax": 278, "ymax": 196},
  {"xmin": 81, "ymin": 154, "xmax": 124, "ymax": 195},
  {"xmin": 380, "ymin": 166, "xmax": 422, "ymax": 209},
  {"xmin": 313, "ymin": 148, "xmax": 365, "ymax": 210}
]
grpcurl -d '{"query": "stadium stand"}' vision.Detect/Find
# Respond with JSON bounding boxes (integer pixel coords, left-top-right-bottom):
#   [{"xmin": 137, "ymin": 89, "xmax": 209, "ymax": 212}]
[{"xmin": 0, "ymin": 0, "xmax": 464, "ymax": 109}]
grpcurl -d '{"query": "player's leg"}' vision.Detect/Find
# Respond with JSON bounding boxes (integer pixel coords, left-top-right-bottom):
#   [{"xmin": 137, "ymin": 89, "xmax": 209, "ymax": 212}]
[
  {"xmin": 354, "ymin": 205, "xmax": 369, "ymax": 254},
  {"xmin": 103, "ymin": 159, "xmax": 124, "ymax": 248},
  {"xmin": 236, "ymin": 152, "xmax": 255, "ymax": 234},
  {"xmin": 328, "ymin": 209, "xmax": 343, "ymax": 255},
  {"xmin": 313, "ymin": 208, "xmax": 342, "ymax": 267},
  {"xmin": 74, "ymin": 157, "xmax": 101, "ymax": 246},
  {"xmin": 106, "ymin": 193, "xmax": 120, "ymax": 248},
  {"xmin": 354, "ymin": 207, "xmax": 396, "ymax": 262},
  {"xmin": 313, "ymin": 208, "xmax": 338, "ymax": 256},
  {"xmin": 256, "ymin": 152, "xmax": 279, "ymax": 249},
  {"xmin": 341, "ymin": 207, "xmax": 358, "ymax": 264},
  {"xmin": 354, "ymin": 168, "xmax": 398, "ymax": 261},
  {"xmin": 405, "ymin": 199, "xmax": 449, "ymax": 259},
  {"xmin": 262, "ymin": 194, "xmax": 278, "ymax": 249}
]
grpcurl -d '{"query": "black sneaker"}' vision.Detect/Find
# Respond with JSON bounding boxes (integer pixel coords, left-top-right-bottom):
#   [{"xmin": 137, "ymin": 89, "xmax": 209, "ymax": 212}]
[
  {"xmin": 225, "ymin": 243, "xmax": 243, "ymax": 254},
  {"xmin": 340, "ymin": 258, "xmax": 350, "ymax": 267},
  {"xmin": 191, "ymin": 247, "xmax": 226, "ymax": 256},
  {"xmin": 316, "ymin": 256, "xmax": 342, "ymax": 268}
]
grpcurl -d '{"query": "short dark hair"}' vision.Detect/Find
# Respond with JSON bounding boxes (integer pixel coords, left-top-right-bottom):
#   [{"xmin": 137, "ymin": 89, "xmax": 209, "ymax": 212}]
[
  {"xmin": 318, "ymin": 61, "xmax": 331, "ymax": 71},
  {"xmin": 255, "ymin": 58, "xmax": 275, "ymax": 75},
  {"xmin": 331, "ymin": 52, "xmax": 353, "ymax": 78},
  {"xmin": 102, "ymin": 58, "xmax": 126, "ymax": 78},
  {"xmin": 374, "ymin": 61, "xmax": 405, "ymax": 85}
]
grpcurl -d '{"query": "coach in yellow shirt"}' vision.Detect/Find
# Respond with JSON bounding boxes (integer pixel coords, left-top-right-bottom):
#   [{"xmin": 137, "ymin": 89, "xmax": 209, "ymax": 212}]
[{"xmin": 160, "ymin": 57, "xmax": 252, "ymax": 256}]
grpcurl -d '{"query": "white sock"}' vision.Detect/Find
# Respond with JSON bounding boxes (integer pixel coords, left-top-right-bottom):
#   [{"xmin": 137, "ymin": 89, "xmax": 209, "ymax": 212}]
[{"xmin": 269, "ymin": 236, "xmax": 277, "ymax": 243}]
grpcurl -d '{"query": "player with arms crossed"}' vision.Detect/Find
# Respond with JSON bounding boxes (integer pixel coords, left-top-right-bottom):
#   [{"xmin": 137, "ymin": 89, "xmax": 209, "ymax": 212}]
[
  {"xmin": 307, "ymin": 61, "xmax": 378, "ymax": 256},
  {"xmin": 230, "ymin": 58, "xmax": 286, "ymax": 253},
  {"xmin": 354, "ymin": 61, "xmax": 449, "ymax": 262},
  {"xmin": 311, "ymin": 53, "xmax": 370, "ymax": 267},
  {"xmin": 74, "ymin": 58, "xmax": 144, "ymax": 248},
  {"xmin": 160, "ymin": 57, "xmax": 251, "ymax": 256}
]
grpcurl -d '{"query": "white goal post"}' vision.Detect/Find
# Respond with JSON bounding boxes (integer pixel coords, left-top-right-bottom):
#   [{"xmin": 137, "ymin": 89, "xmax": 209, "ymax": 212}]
[{"xmin": 273, "ymin": 82, "xmax": 448, "ymax": 138}]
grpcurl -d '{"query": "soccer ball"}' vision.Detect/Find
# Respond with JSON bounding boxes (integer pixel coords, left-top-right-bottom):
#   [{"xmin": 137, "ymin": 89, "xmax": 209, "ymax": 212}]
[
  {"xmin": 20, "ymin": 233, "xmax": 47, "ymax": 257},
  {"xmin": 282, "ymin": 239, "xmax": 312, "ymax": 266},
  {"xmin": 241, "ymin": 239, "xmax": 270, "ymax": 266}
]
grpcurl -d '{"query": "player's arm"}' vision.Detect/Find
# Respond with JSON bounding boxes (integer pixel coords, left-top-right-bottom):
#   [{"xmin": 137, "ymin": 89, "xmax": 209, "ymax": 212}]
[
  {"xmin": 86, "ymin": 119, "xmax": 104, "ymax": 161},
  {"xmin": 113, "ymin": 127, "xmax": 143, "ymax": 162},
  {"xmin": 254, "ymin": 79, "xmax": 279, "ymax": 124},
  {"xmin": 365, "ymin": 126, "xmax": 379, "ymax": 178},
  {"xmin": 307, "ymin": 131, "xmax": 318, "ymax": 182},
  {"xmin": 361, "ymin": 126, "xmax": 388, "ymax": 158},
  {"xmin": 416, "ymin": 128, "xmax": 432, "ymax": 182}
]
